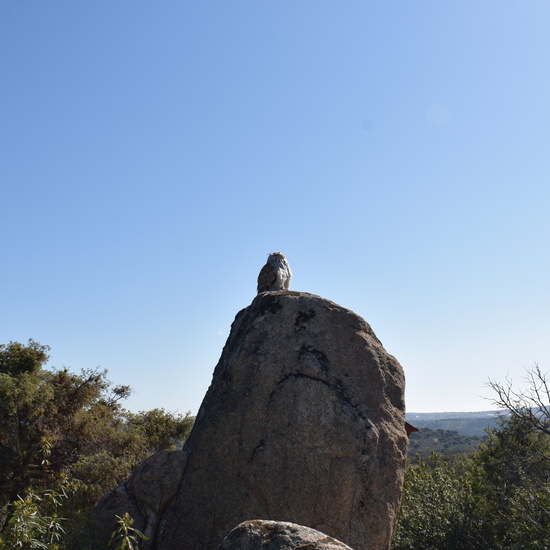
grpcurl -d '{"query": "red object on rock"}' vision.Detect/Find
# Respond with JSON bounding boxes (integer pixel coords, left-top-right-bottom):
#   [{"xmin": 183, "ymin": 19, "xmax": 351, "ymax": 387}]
[{"xmin": 405, "ymin": 421, "xmax": 419, "ymax": 438}]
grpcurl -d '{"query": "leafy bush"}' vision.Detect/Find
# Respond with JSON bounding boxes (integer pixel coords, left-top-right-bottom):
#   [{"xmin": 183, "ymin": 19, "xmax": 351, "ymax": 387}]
[{"xmin": 392, "ymin": 453, "xmax": 474, "ymax": 550}]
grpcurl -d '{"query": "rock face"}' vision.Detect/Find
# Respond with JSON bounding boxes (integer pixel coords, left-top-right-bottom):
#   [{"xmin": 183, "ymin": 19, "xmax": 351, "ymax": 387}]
[
  {"xmin": 91, "ymin": 450, "xmax": 187, "ymax": 549},
  {"xmin": 92, "ymin": 291, "xmax": 408, "ymax": 550},
  {"xmin": 154, "ymin": 291, "xmax": 407, "ymax": 550},
  {"xmin": 217, "ymin": 520, "xmax": 354, "ymax": 550}
]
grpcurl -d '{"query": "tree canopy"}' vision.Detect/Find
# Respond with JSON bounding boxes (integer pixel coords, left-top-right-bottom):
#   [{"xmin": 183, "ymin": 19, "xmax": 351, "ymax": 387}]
[
  {"xmin": 0, "ymin": 340, "xmax": 194, "ymax": 547},
  {"xmin": 393, "ymin": 365, "xmax": 550, "ymax": 550}
]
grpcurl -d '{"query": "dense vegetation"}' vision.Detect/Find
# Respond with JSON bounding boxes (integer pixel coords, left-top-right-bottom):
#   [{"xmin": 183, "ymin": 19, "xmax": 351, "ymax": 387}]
[
  {"xmin": 407, "ymin": 428, "xmax": 487, "ymax": 461},
  {"xmin": 0, "ymin": 340, "xmax": 194, "ymax": 548},
  {"xmin": 394, "ymin": 365, "xmax": 550, "ymax": 549}
]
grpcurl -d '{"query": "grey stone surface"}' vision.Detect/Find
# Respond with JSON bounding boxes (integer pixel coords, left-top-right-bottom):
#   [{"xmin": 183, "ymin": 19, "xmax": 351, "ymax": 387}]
[
  {"xmin": 217, "ymin": 520, "xmax": 355, "ymax": 550},
  {"xmin": 154, "ymin": 291, "xmax": 408, "ymax": 550},
  {"xmin": 91, "ymin": 450, "xmax": 187, "ymax": 549}
]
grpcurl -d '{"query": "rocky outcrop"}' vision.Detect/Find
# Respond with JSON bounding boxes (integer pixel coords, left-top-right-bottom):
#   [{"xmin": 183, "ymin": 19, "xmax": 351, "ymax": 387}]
[
  {"xmin": 91, "ymin": 450, "xmax": 187, "ymax": 549},
  {"xmin": 217, "ymin": 520, "xmax": 354, "ymax": 550},
  {"xmin": 93, "ymin": 291, "xmax": 408, "ymax": 550}
]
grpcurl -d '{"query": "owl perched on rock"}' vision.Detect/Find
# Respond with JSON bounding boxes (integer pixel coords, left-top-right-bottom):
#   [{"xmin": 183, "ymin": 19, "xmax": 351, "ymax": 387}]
[{"xmin": 257, "ymin": 252, "xmax": 292, "ymax": 294}]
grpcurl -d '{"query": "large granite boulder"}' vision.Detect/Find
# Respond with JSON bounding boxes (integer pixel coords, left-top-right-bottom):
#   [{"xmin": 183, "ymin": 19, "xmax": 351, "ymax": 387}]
[
  {"xmin": 217, "ymin": 520, "xmax": 354, "ymax": 550},
  {"xmin": 155, "ymin": 291, "xmax": 407, "ymax": 550},
  {"xmin": 92, "ymin": 291, "xmax": 408, "ymax": 550}
]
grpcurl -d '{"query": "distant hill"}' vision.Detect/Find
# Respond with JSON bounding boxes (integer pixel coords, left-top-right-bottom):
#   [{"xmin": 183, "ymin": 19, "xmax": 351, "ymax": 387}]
[
  {"xmin": 404, "ymin": 410, "xmax": 507, "ymax": 460},
  {"xmin": 407, "ymin": 427, "xmax": 487, "ymax": 460},
  {"xmin": 406, "ymin": 410, "xmax": 505, "ymax": 437}
]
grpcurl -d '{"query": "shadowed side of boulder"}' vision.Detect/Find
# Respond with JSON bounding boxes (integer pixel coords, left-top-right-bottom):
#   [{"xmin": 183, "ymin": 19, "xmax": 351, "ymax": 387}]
[{"xmin": 91, "ymin": 450, "xmax": 187, "ymax": 549}]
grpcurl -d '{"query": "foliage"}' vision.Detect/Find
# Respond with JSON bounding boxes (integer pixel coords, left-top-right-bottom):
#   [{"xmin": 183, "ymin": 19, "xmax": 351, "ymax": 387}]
[
  {"xmin": 478, "ymin": 365, "xmax": 550, "ymax": 548},
  {"xmin": 392, "ymin": 453, "xmax": 474, "ymax": 550},
  {"xmin": 0, "ymin": 339, "xmax": 50, "ymax": 376},
  {"xmin": 0, "ymin": 484, "xmax": 148, "ymax": 550},
  {"xmin": 126, "ymin": 408, "xmax": 194, "ymax": 453},
  {"xmin": 468, "ymin": 414, "xmax": 550, "ymax": 549},
  {"xmin": 0, "ymin": 340, "xmax": 194, "ymax": 546},
  {"xmin": 407, "ymin": 428, "xmax": 487, "ymax": 462},
  {"xmin": 0, "ymin": 482, "xmax": 67, "ymax": 550},
  {"xmin": 108, "ymin": 513, "xmax": 148, "ymax": 550},
  {"xmin": 394, "ymin": 365, "xmax": 550, "ymax": 550}
]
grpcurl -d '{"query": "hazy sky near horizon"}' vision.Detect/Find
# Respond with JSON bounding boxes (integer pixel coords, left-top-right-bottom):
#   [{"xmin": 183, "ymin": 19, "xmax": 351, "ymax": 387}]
[{"xmin": 2, "ymin": 1, "xmax": 549, "ymax": 415}]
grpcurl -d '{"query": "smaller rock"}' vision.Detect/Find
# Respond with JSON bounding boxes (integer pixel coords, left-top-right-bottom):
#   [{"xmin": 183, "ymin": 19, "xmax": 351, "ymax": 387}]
[
  {"xmin": 91, "ymin": 450, "xmax": 187, "ymax": 549},
  {"xmin": 217, "ymin": 520, "xmax": 355, "ymax": 550}
]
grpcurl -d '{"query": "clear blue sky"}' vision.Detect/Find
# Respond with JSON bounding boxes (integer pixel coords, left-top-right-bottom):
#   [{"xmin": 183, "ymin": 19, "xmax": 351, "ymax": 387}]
[{"xmin": 2, "ymin": 1, "xmax": 549, "ymax": 414}]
